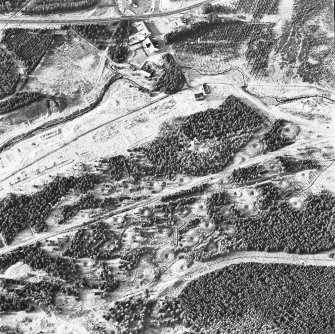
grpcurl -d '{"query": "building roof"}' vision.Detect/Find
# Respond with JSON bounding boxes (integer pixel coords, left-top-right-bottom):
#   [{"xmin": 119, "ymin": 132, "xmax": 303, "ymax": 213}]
[{"xmin": 194, "ymin": 92, "xmax": 205, "ymax": 100}]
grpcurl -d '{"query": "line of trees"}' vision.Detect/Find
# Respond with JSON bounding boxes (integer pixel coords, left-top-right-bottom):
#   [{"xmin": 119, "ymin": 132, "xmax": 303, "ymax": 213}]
[
  {"xmin": 108, "ymin": 21, "xmax": 131, "ymax": 63},
  {"xmin": 0, "ymin": 91, "xmax": 46, "ymax": 115},
  {"xmin": 161, "ymin": 183, "xmax": 208, "ymax": 202},
  {"xmin": 229, "ymin": 164, "xmax": 264, "ymax": 184}
]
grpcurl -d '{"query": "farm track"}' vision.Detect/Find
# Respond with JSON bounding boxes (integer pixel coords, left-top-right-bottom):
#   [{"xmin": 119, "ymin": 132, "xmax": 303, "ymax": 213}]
[
  {"xmin": 0, "ymin": 93, "xmax": 169, "ymax": 183},
  {"xmin": 152, "ymin": 250, "xmax": 335, "ymax": 299},
  {"xmin": 238, "ymin": 85, "xmax": 335, "ymax": 135},
  {"xmin": 0, "ymin": 76, "xmax": 332, "ymax": 249},
  {"xmin": 185, "ymin": 79, "xmax": 334, "ymax": 135},
  {"xmin": 0, "ymin": 196, "xmax": 159, "ymax": 256},
  {"xmin": 0, "ymin": 28, "xmax": 150, "ymax": 157},
  {"xmin": 275, "ymin": 95, "xmax": 335, "ymax": 104},
  {"xmin": 0, "ymin": 133, "xmax": 327, "ymax": 256},
  {"xmin": 183, "ymin": 65, "xmax": 334, "ymax": 96},
  {"xmin": 101, "ymin": 249, "xmax": 335, "ymax": 304},
  {"xmin": 247, "ymin": 83, "xmax": 335, "ymax": 96},
  {"xmin": 2, "ymin": 35, "xmax": 332, "ymax": 185}
]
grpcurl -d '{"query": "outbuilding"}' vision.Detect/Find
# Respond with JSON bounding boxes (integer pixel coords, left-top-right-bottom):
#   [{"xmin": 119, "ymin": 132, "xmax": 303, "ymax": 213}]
[
  {"xmin": 194, "ymin": 92, "xmax": 205, "ymax": 101},
  {"xmin": 203, "ymin": 83, "xmax": 210, "ymax": 95}
]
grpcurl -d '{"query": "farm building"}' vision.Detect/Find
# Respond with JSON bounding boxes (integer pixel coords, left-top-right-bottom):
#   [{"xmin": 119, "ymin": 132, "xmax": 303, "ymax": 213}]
[
  {"xmin": 194, "ymin": 92, "xmax": 205, "ymax": 101},
  {"xmin": 139, "ymin": 70, "xmax": 152, "ymax": 78},
  {"xmin": 129, "ymin": 22, "xmax": 152, "ymax": 45},
  {"xmin": 203, "ymin": 83, "xmax": 210, "ymax": 95},
  {"xmin": 142, "ymin": 36, "xmax": 159, "ymax": 54}
]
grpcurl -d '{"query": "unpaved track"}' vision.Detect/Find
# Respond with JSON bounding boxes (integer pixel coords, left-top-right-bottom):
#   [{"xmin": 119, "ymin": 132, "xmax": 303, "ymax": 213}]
[
  {"xmin": 0, "ymin": 73, "xmax": 122, "ymax": 154},
  {"xmin": 1, "ymin": 78, "xmax": 328, "ymax": 185},
  {"xmin": 0, "ymin": 196, "xmax": 159, "ymax": 256},
  {"xmin": 0, "ymin": 94, "xmax": 168, "ymax": 183},
  {"xmin": 106, "ymin": 250, "xmax": 335, "ymax": 304},
  {"xmin": 153, "ymin": 250, "xmax": 335, "ymax": 298},
  {"xmin": 0, "ymin": 74, "xmax": 331, "ymax": 256},
  {"xmin": 0, "ymin": 133, "xmax": 328, "ymax": 257}
]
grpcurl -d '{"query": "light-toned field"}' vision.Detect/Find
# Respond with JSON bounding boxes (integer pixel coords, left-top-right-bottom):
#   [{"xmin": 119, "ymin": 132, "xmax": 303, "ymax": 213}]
[
  {"xmin": 26, "ymin": 34, "xmax": 103, "ymax": 97},
  {"xmin": 0, "ymin": 83, "xmax": 223, "ymax": 195}
]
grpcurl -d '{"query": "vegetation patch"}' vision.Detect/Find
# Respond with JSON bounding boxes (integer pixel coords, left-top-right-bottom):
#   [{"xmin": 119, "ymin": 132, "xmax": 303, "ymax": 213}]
[
  {"xmin": 261, "ymin": 119, "xmax": 295, "ymax": 152},
  {"xmin": 2, "ymin": 28, "xmax": 54, "ymax": 73},
  {"xmin": 203, "ymin": 3, "xmax": 236, "ymax": 15},
  {"xmin": 104, "ymin": 296, "xmax": 155, "ymax": 333},
  {"xmin": 275, "ymin": 0, "xmax": 334, "ymax": 85},
  {"xmin": 119, "ymin": 247, "xmax": 149, "ymax": 272},
  {"xmin": 235, "ymin": 184, "xmax": 335, "ymax": 253},
  {"xmin": 63, "ymin": 222, "xmax": 116, "ymax": 259},
  {"xmin": 166, "ymin": 20, "xmax": 276, "ymax": 77},
  {"xmin": 0, "ymin": 174, "xmax": 100, "ymax": 243},
  {"xmin": 277, "ymin": 156, "xmax": 321, "ymax": 173},
  {"xmin": 0, "ymin": 0, "xmax": 26, "ymax": 13},
  {"xmin": 0, "ymin": 49, "xmax": 20, "ymax": 99},
  {"xmin": 102, "ymin": 96, "xmax": 265, "ymax": 180},
  {"xmin": 236, "ymin": 0, "xmax": 280, "ymax": 17},
  {"xmin": 0, "ymin": 293, "xmax": 29, "ymax": 314},
  {"xmin": 154, "ymin": 53, "xmax": 186, "ymax": 94},
  {"xmin": 23, "ymin": 0, "xmax": 98, "ymax": 15},
  {"xmin": 108, "ymin": 21, "xmax": 132, "ymax": 63},
  {"xmin": 58, "ymin": 193, "xmax": 117, "ymax": 224},
  {"xmin": 73, "ymin": 23, "xmax": 115, "ymax": 50},
  {"xmin": 0, "ymin": 244, "xmax": 80, "ymax": 281},
  {"xmin": 0, "ymin": 91, "xmax": 46, "ymax": 115},
  {"xmin": 207, "ymin": 191, "xmax": 231, "ymax": 218},
  {"xmin": 230, "ymin": 164, "xmax": 264, "ymax": 184},
  {"xmin": 1, "ymin": 278, "xmax": 82, "ymax": 313},
  {"xmin": 143, "ymin": 95, "xmax": 264, "ymax": 177},
  {"xmin": 180, "ymin": 262, "xmax": 335, "ymax": 333},
  {"xmin": 161, "ymin": 183, "xmax": 208, "ymax": 202}
]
